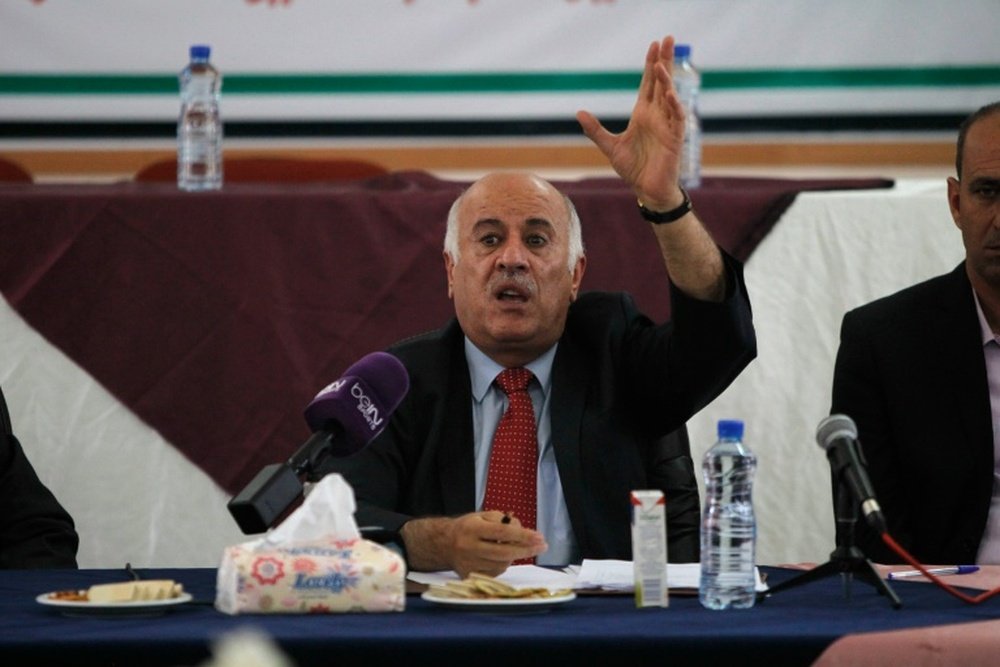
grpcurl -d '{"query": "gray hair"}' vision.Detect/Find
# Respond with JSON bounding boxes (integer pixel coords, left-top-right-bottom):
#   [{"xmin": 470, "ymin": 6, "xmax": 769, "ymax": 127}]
[{"xmin": 443, "ymin": 190, "xmax": 585, "ymax": 273}]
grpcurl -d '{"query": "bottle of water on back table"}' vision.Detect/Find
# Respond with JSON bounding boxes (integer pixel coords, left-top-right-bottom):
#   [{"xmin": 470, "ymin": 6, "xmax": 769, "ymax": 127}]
[
  {"xmin": 177, "ymin": 44, "xmax": 223, "ymax": 191},
  {"xmin": 672, "ymin": 43, "xmax": 701, "ymax": 189},
  {"xmin": 699, "ymin": 419, "xmax": 757, "ymax": 609}
]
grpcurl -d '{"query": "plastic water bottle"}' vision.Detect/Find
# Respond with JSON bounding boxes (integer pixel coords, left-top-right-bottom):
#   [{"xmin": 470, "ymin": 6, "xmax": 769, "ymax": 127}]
[
  {"xmin": 699, "ymin": 419, "xmax": 757, "ymax": 610},
  {"xmin": 672, "ymin": 43, "xmax": 701, "ymax": 189},
  {"xmin": 177, "ymin": 44, "xmax": 223, "ymax": 191}
]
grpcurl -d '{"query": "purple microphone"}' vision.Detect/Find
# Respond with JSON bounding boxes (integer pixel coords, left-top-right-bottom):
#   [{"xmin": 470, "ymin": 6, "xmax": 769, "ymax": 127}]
[
  {"xmin": 302, "ymin": 351, "xmax": 409, "ymax": 457},
  {"xmin": 228, "ymin": 351, "xmax": 409, "ymax": 534}
]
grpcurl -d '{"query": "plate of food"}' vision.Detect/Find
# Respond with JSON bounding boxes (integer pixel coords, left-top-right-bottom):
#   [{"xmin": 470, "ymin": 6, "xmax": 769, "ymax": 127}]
[
  {"xmin": 420, "ymin": 572, "xmax": 576, "ymax": 611},
  {"xmin": 37, "ymin": 580, "xmax": 192, "ymax": 617}
]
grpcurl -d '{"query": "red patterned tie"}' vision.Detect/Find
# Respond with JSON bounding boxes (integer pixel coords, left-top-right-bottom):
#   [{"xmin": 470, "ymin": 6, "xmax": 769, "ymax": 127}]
[{"xmin": 483, "ymin": 368, "xmax": 538, "ymax": 563}]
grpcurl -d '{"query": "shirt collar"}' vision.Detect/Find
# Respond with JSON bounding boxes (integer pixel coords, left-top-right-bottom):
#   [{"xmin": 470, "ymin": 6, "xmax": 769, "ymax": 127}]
[
  {"xmin": 464, "ymin": 338, "xmax": 557, "ymax": 401},
  {"xmin": 972, "ymin": 287, "xmax": 999, "ymax": 347}
]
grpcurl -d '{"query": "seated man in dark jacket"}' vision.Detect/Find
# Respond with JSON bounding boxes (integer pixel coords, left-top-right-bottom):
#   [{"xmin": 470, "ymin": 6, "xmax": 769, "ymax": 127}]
[
  {"xmin": 0, "ymin": 385, "xmax": 79, "ymax": 568},
  {"xmin": 830, "ymin": 101, "xmax": 1000, "ymax": 565},
  {"xmin": 322, "ymin": 35, "xmax": 756, "ymax": 578}
]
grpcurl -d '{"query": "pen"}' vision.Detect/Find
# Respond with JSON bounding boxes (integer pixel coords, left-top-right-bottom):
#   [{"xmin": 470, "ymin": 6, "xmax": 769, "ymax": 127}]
[{"xmin": 887, "ymin": 565, "xmax": 979, "ymax": 580}]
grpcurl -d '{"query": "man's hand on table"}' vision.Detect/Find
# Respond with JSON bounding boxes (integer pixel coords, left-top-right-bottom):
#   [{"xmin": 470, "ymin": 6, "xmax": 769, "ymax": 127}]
[{"xmin": 400, "ymin": 511, "xmax": 547, "ymax": 579}]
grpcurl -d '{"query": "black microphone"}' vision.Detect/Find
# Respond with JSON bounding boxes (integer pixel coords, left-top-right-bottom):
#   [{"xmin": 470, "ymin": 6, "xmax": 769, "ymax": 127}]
[
  {"xmin": 228, "ymin": 351, "xmax": 410, "ymax": 534},
  {"xmin": 816, "ymin": 414, "xmax": 887, "ymax": 534}
]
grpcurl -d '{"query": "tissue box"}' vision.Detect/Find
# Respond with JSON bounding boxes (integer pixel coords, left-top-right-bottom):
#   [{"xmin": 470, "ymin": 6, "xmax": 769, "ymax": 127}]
[{"xmin": 215, "ymin": 536, "xmax": 405, "ymax": 614}]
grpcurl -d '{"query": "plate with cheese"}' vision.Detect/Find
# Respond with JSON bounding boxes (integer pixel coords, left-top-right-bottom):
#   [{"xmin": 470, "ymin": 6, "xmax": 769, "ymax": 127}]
[{"xmin": 37, "ymin": 579, "xmax": 191, "ymax": 616}]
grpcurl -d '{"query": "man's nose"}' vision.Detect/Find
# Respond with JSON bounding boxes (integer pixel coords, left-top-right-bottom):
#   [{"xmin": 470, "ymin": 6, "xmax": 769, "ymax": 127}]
[{"xmin": 497, "ymin": 239, "xmax": 529, "ymax": 269}]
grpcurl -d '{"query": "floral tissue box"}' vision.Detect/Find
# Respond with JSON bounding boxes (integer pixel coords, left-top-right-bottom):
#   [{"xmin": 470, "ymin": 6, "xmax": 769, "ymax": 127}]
[{"xmin": 215, "ymin": 536, "xmax": 405, "ymax": 614}]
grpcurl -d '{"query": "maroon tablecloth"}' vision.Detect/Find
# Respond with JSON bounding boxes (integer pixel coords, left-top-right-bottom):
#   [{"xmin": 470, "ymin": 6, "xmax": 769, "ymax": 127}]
[{"xmin": 0, "ymin": 171, "xmax": 892, "ymax": 494}]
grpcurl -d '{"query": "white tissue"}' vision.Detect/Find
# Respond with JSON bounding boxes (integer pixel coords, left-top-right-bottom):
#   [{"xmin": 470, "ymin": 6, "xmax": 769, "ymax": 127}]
[{"xmin": 258, "ymin": 473, "xmax": 360, "ymax": 549}]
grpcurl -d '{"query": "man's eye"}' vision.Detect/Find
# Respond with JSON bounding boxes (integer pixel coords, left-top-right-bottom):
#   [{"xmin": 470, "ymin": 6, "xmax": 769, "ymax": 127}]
[
  {"xmin": 526, "ymin": 235, "xmax": 547, "ymax": 247},
  {"xmin": 975, "ymin": 186, "xmax": 999, "ymax": 198},
  {"xmin": 480, "ymin": 234, "xmax": 500, "ymax": 246}
]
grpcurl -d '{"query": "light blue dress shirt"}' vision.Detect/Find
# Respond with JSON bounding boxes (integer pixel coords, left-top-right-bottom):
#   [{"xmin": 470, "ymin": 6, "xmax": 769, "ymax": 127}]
[{"xmin": 464, "ymin": 338, "xmax": 580, "ymax": 565}]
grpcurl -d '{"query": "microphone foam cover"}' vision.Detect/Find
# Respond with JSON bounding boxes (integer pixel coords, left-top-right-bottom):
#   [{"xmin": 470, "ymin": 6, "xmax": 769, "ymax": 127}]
[
  {"xmin": 815, "ymin": 413, "xmax": 858, "ymax": 451},
  {"xmin": 303, "ymin": 352, "xmax": 409, "ymax": 449}
]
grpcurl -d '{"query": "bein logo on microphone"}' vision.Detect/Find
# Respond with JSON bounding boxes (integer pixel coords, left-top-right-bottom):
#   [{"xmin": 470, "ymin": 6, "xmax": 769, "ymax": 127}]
[
  {"xmin": 316, "ymin": 378, "xmax": 384, "ymax": 432},
  {"xmin": 322, "ymin": 379, "xmax": 347, "ymax": 393},
  {"xmin": 350, "ymin": 381, "xmax": 383, "ymax": 431}
]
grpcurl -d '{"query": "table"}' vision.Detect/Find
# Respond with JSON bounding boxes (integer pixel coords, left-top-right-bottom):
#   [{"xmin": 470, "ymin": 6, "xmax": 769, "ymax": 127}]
[
  {"xmin": 0, "ymin": 172, "xmax": 898, "ymax": 569},
  {"xmin": 4, "ymin": 566, "xmax": 1000, "ymax": 666}
]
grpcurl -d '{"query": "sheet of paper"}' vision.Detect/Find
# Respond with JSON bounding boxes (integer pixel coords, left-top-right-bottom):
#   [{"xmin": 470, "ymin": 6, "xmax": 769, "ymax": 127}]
[
  {"xmin": 407, "ymin": 561, "xmax": 767, "ymax": 592},
  {"xmin": 407, "ymin": 564, "xmax": 578, "ymax": 590},
  {"xmin": 575, "ymin": 560, "xmax": 768, "ymax": 592}
]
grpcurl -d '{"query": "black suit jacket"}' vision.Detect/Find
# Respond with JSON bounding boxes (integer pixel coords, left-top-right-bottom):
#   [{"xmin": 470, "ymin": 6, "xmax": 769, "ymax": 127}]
[
  {"xmin": 325, "ymin": 275, "xmax": 756, "ymax": 564},
  {"xmin": 0, "ymin": 386, "xmax": 79, "ymax": 569},
  {"xmin": 831, "ymin": 263, "xmax": 993, "ymax": 564}
]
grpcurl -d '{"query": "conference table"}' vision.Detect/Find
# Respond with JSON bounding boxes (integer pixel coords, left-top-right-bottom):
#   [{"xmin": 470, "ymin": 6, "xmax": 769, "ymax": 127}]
[{"xmin": 6, "ymin": 565, "xmax": 1000, "ymax": 666}]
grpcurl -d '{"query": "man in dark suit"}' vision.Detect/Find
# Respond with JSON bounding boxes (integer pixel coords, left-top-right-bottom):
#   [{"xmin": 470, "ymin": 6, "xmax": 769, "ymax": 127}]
[
  {"xmin": 323, "ymin": 35, "xmax": 756, "ymax": 577},
  {"xmin": 831, "ymin": 100, "xmax": 1000, "ymax": 565},
  {"xmin": 0, "ymin": 385, "xmax": 79, "ymax": 568}
]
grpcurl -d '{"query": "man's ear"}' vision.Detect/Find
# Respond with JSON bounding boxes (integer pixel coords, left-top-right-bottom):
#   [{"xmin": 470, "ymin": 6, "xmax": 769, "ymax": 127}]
[
  {"xmin": 947, "ymin": 176, "xmax": 962, "ymax": 230},
  {"xmin": 569, "ymin": 255, "xmax": 587, "ymax": 301},
  {"xmin": 444, "ymin": 250, "xmax": 456, "ymax": 299}
]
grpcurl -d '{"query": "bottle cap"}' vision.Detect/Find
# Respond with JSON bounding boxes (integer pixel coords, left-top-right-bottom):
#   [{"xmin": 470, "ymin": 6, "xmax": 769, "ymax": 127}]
[
  {"xmin": 717, "ymin": 419, "xmax": 744, "ymax": 439},
  {"xmin": 189, "ymin": 45, "xmax": 211, "ymax": 61},
  {"xmin": 673, "ymin": 43, "xmax": 691, "ymax": 59}
]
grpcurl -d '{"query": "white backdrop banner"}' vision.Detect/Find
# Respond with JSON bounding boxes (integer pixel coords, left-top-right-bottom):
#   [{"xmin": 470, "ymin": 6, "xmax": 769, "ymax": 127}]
[{"xmin": 1, "ymin": 0, "xmax": 998, "ymax": 123}]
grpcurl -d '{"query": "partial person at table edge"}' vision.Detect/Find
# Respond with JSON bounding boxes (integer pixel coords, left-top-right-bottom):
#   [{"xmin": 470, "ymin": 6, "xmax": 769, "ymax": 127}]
[
  {"xmin": 319, "ymin": 34, "xmax": 757, "ymax": 578},
  {"xmin": 830, "ymin": 100, "xmax": 1000, "ymax": 565},
  {"xmin": 0, "ymin": 384, "xmax": 79, "ymax": 569}
]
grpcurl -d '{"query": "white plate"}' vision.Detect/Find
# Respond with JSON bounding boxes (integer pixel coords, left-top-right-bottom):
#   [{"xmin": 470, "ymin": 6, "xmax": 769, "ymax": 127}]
[
  {"xmin": 36, "ymin": 591, "xmax": 193, "ymax": 616},
  {"xmin": 421, "ymin": 590, "xmax": 575, "ymax": 611}
]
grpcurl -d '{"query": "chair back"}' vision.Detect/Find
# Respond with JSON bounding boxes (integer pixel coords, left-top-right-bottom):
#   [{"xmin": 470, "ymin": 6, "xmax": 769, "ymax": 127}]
[
  {"xmin": 0, "ymin": 158, "xmax": 32, "ymax": 183},
  {"xmin": 646, "ymin": 424, "xmax": 701, "ymax": 562},
  {"xmin": 134, "ymin": 156, "xmax": 388, "ymax": 183}
]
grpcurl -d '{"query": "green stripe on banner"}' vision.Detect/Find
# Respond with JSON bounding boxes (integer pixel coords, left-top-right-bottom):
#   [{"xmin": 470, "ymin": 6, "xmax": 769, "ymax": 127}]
[
  {"xmin": 1, "ymin": 66, "xmax": 998, "ymax": 95},
  {"xmin": 708, "ymin": 66, "xmax": 1000, "ymax": 89}
]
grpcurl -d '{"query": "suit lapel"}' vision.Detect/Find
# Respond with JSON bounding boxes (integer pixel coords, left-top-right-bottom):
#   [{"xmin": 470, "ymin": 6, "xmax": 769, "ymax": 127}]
[
  {"xmin": 434, "ymin": 323, "xmax": 477, "ymax": 515},
  {"xmin": 937, "ymin": 265, "xmax": 994, "ymax": 464},
  {"xmin": 549, "ymin": 334, "xmax": 593, "ymax": 554}
]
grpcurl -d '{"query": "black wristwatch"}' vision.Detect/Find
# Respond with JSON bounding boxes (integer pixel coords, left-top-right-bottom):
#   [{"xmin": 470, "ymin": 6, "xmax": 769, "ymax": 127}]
[{"xmin": 637, "ymin": 186, "xmax": 693, "ymax": 224}]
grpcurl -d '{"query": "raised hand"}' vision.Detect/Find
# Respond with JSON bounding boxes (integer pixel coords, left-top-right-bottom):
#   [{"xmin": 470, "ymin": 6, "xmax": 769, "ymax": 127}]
[{"xmin": 576, "ymin": 35, "xmax": 686, "ymax": 210}]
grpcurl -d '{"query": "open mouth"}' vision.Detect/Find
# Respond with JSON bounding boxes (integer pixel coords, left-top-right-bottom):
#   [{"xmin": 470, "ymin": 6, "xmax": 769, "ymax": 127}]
[
  {"xmin": 492, "ymin": 274, "xmax": 535, "ymax": 303},
  {"xmin": 489, "ymin": 270, "xmax": 537, "ymax": 304},
  {"xmin": 496, "ymin": 286, "xmax": 529, "ymax": 302}
]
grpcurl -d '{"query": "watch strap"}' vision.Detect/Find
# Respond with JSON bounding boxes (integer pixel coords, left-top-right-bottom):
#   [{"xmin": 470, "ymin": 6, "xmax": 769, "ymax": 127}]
[{"xmin": 637, "ymin": 187, "xmax": 693, "ymax": 224}]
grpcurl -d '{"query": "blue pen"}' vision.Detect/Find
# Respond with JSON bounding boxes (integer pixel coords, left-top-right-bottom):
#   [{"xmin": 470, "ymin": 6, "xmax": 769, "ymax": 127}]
[{"xmin": 887, "ymin": 565, "xmax": 979, "ymax": 580}]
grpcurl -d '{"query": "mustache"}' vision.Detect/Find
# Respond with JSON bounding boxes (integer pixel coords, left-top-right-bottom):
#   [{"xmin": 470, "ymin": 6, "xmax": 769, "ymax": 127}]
[{"xmin": 487, "ymin": 270, "xmax": 537, "ymax": 296}]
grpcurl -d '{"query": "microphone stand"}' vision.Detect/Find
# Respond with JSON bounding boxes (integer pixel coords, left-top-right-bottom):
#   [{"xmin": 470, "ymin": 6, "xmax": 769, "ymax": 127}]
[
  {"xmin": 228, "ymin": 431, "xmax": 336, "ymax": 534},
  {"xmin": 756, "ymin": 479, "xmax": 901, "ymax": 609}
]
